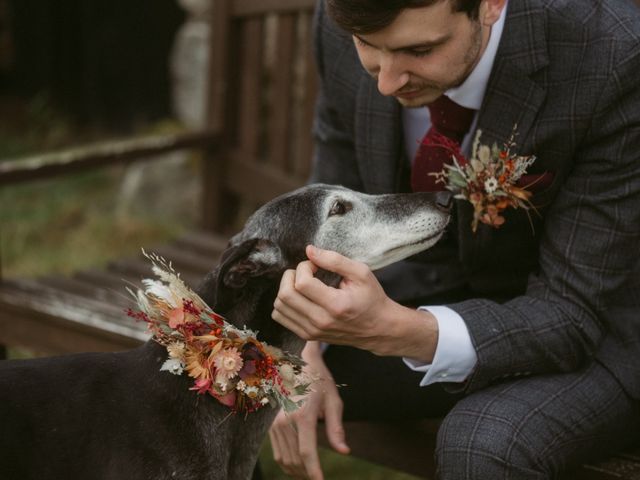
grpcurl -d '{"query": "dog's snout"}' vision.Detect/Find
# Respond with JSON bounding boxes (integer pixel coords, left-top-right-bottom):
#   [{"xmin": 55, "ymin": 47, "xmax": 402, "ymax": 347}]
[{"xmin": 435, "ymin": 190, "xmax": 453, "ymax": 212}]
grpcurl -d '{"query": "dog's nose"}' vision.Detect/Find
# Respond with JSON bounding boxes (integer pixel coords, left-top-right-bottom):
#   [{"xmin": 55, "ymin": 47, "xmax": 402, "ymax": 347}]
[{"xmin": 435, "ymin": 190, "xmax": 453, "ymax": 212}]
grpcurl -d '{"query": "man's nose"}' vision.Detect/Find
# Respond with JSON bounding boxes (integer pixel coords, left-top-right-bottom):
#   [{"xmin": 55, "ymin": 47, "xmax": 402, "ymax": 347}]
[{"xmin": 376, "ymin": 56, "xmax": 408, "ymax": 96}]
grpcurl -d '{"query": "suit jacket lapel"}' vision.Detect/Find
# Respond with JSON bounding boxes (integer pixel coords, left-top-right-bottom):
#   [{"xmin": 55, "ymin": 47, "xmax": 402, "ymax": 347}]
[
  {"xmin": 476, "ymin": 0, "xmax": 549, "ymax": 154},
  {"xmin": 459, "ymin": 0, "xmax": 550, "ymax": 264},
  {"xmin": 355, "ymin": 76, "xmax": 403, "ymax": 194}
]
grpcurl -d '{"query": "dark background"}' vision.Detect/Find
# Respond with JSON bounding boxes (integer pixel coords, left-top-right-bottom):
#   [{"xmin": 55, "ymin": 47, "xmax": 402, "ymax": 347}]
[{"xmin": 1, "ymin": 0, "xmax": 185, "ymax": 131}]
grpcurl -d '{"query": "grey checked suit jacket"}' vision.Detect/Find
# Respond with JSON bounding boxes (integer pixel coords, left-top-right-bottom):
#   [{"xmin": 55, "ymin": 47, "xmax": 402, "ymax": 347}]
[{"xmin": 310, "ymin": 0, "xmax": 640, "ymax": 399}]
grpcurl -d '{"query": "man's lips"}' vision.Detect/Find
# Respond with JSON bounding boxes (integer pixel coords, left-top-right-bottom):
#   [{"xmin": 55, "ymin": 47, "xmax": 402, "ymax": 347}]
[{"xmin": 395, "ymin": 89, "xmax": 422, "ymax": 100}]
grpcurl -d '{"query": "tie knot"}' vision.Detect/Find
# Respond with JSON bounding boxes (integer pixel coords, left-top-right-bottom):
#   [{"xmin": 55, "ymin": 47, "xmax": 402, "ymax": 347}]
[{"xmin": 427, "ymin": 95, "xmax": 476, "ymax": 143}]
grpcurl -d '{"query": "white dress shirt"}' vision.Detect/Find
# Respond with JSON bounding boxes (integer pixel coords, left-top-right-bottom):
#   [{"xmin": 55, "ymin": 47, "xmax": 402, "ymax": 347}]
[{"xmin": 402, "ymin": 3, "xmax": 508, "ymax": 386}]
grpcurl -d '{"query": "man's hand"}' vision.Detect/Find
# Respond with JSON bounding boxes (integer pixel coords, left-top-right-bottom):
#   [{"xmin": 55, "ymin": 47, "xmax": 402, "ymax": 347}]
[
  {"xmin": 269, "ymin": 342, "xmax": 350, "ymax": 479},
  {"xmin": 272, "ymin": 245, "xmax": 438, "ymax": 362}
]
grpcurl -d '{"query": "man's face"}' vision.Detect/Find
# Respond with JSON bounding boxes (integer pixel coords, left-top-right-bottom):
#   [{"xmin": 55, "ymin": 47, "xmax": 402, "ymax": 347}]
[{"xmin": 353, "ymin": 0, "xmax": 499, "ymax": 107}]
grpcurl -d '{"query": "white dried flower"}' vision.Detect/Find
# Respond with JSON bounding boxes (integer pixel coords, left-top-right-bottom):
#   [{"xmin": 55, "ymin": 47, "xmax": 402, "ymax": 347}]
[
  {"xmin": 484, "ymin": 177, "xmax": 499, "ymax": 194},
  {"xmin": 160, "ymin": 358, "xmax": 185, "ymax": 375}
]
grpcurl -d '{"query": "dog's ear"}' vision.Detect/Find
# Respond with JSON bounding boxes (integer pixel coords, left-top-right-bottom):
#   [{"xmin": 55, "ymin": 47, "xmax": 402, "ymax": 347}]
[{"xmin": 213, "ymin": 238, "xmax": 286, "ymax": 311}]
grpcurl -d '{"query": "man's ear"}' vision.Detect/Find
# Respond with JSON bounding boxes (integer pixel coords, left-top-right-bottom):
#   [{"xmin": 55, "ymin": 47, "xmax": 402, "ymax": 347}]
[
  {"xmin": 213, "ymin": 238, "xmax": 286, "ymax": 312},
  {"xmin": 480, "ymin": 0, "xmax": 506, "ymax": 26}
]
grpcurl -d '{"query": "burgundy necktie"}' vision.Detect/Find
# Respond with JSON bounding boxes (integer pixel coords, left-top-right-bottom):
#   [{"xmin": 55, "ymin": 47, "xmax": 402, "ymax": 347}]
[{"xmin": 411, "ymin": 95, "xmax": 476, "ymax": 192}]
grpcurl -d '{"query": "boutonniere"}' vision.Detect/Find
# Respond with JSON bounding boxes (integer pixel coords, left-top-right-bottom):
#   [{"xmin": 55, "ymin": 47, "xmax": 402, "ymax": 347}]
[
  {"xmin": 126, "ymin": 252, "xmax": 313, "ymax": 415},
  {"xmin": 431, "ymin": 128, "xmax": 541, "ymax": 232}
]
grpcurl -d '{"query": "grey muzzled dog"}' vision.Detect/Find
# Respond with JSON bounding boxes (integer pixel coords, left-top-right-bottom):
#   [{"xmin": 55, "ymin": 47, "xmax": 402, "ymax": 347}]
[{"xmin": 0, "ymin": 184, "xmax": 451, "ymax": 480}]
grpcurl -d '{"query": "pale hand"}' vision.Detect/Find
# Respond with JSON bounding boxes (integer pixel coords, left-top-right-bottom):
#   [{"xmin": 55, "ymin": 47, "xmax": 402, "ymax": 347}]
[
  {"xmin": 268, "ymin": 342, "xmax": 349, "ymax": 479},
  {"xmin": 272, "ymin": 245, "xmax": 438, "ymax": 362}
]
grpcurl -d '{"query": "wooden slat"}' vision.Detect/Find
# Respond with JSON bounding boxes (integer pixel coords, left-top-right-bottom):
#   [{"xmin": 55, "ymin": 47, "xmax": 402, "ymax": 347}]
[
  {"xmin": 226, "ymin": 150, "xmax": 304, "ymax": 205},
  {"xmin": 238, "ymin": 18, "xmax": 265, "ymax": 159},
  {"xmin": 233, "ymin": 0, "xmax": 315, "ymax": 17},
  {"xmin": 37, "ymin": 275, "xmax": 133, "ymax": 310},
  {"xmin": 171, "ymin": 231, "xmax": 229, "ymax": 256},
  {"xmin": 295, "ymin": 11, "xmax": 318, "ymax": 178},
  {"xmin": 150, "ymin": 245, "xmax": 220, "ymax": 277},
  {"xmin": 73, "ymin": 268, "xmax": 145, "ymax": 295},
  {"xmin": 0, "ymin": 279, "xmax": 148, "ymax": 354},
  {"xmin": 564, "ymin": 449, "xmax": 640, "ymax": 480},
  {"xmin": 208, "ymin": 0, "xmax": 232, "ymax": 133},
  {"xmin": 267, "ymin": 14, "xmax": 296, "ymax": 171},
  {"xmin": 0, "ymin": 308, "xmax": 144, "ymax": 355},
  {"xmin": 106, "ymin": 257, "xmax": 203, "ymax": 290},
  {"xmin": 0, "ymin": 130, "xmax": 219, "ymax": 186}
]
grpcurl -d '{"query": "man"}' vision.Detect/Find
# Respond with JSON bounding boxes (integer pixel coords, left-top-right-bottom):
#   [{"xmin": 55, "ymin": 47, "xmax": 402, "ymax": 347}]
[{"xmin": 269, "ymin": 0, "xmax": 640, "ymax": 478}]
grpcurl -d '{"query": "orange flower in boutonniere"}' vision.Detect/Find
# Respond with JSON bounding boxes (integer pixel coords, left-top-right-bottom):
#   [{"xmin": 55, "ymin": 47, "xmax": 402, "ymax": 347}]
[{"xmin": 431, "ymin": 127, "xmax": 542, "ymax": 233}]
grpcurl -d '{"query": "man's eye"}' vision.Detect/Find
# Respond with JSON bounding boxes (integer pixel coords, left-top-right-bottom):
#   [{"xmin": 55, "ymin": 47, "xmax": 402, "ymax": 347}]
[
  {"xmin": 406, "ymin": 48, "xmax": 432, "ymax": 58},
  {"xmin": 354, "ymin": 37, "xmax": 369, "ymax": 48},
  {"xmin": 329, "ymin": 200, "xmax": 351, "ymax": 217}
]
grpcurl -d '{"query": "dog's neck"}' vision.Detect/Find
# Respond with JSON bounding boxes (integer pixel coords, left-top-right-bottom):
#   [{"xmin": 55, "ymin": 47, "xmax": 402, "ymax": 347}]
[
  {"xmin": 226, "ymin": 283, "xmax": 304, "ymax": 355},
  {"xmin": 197, "ymin": 274, "xmax": 305, "ymax": 356}
]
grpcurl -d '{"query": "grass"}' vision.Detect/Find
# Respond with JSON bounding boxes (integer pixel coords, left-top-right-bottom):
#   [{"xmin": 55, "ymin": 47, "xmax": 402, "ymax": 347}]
[
  {"xmin": 259, "ymin": 441, "xmax": 421, "ymax": 480},
  {"xmin": 0, "ymin": 168, "xmax": 188, "ymax": 278}
]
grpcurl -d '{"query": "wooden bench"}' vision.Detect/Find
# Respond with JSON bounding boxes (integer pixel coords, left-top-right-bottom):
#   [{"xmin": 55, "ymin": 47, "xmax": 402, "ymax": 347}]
[{"xmin": 1, "ymin": 1, "xmax": 638, "ymax": 478}]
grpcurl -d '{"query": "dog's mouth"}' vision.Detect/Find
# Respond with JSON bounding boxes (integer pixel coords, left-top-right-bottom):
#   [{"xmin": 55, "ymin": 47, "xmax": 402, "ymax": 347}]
[
  {"xmin": 383, "ymin": 229, "xmax": 445, "ymax": 256},
  {"xmin": 365, "ymin": 228, "xmax": 446, "ymax": 271}
]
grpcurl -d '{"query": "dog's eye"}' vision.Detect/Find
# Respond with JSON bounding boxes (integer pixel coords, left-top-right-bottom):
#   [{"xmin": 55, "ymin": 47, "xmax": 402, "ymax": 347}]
[{"xmin": 328, "ymin": 200, "xmax": 351, "ymax": 217}]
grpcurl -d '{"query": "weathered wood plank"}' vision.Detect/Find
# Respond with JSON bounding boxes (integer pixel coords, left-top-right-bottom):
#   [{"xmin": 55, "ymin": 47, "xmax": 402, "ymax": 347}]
[
  {"xmin": 37, "ymin": 275, "xmax": 132, "ymax": 310},
  {"xmin": 171, "ymin": 231, "xmax": 230, "ymax": 256},
  {"xmin": 150, "ymin": 245, "xmax": 220, "ymax": 277},
  {"xmin": 0, "ymin": 279, "xmax": 148, "ymax": 355},
  {"xmin": 238, "ymin": 18, "xmax": 266, "ymax": 160},
  {"xmin": 207, "ymin": 0, "xmax": 232, "ymax": 133},
  {"xmin": 0, "ymin": 130, "xmax": 219, "ymax": 186},
  {"xmin": 268, "ymin": 14, "xmax": 296, "ymax": 171},
  {"xmin": 294, "ymin": 11, "xmax": 318, "ymax": 178},
  {"xmin": 226, "ymin": 150, "xmax": 305, "ymax": 205}
]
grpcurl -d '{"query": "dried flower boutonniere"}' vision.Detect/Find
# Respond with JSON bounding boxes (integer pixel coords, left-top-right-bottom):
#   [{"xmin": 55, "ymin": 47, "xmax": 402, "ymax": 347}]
[
  {"xmin": 127, "ymin": 252, "xmax": 313, "ymax": 415},
  {"xmin": 431, "ymin": 128, "xmax": 543, "ymax": 232}
]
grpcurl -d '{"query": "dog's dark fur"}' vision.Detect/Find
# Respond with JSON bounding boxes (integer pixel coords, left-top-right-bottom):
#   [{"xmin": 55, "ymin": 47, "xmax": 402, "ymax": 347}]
[{"xmin": 0, "ymin": 184, "xmax": 451, "ymax": 480}]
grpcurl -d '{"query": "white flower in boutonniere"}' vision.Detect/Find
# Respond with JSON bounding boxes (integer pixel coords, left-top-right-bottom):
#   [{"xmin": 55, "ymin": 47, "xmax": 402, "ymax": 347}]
[{"xmin": 431, "ymin": 127, "xmax": 544, "ymax": 233}]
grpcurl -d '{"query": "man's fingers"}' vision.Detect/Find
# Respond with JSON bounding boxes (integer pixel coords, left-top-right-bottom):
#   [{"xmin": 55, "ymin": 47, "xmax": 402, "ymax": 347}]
[
  {"xmin": 323, "ymin": 393, "xmax": 350, "ymax": 455},
  {"xmin": 292, "ymin": 260, "xmax": 342, "ymax": 310},
  {"xmin": 270, "ymin": 417, "xmax": 307, "ymax": 477},
  {"xmin": 273, "ymin": 266, "xmax": 336, "ymax": 339},
  {"xmin": 306, "ymin": 245, "xmax": 368, "ymax": 279},
  {"xmin": 297, "ymin": 417, "xmax": 324, "ymax": 480}
]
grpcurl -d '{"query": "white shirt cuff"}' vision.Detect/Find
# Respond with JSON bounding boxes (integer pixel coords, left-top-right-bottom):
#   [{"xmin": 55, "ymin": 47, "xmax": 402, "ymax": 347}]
[{"xmin": 403, "ymin": 306, "xmax": 478, "ymax": 386}]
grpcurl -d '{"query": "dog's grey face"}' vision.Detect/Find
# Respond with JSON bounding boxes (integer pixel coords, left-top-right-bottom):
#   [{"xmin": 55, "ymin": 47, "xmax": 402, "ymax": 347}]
[
  {"xmin": 311, "ymin": 186, "xmax": 450, "ymax": 270},
  {"xmin": 227, "ymin": 183, "xmax": 450, "ymax": 276}
]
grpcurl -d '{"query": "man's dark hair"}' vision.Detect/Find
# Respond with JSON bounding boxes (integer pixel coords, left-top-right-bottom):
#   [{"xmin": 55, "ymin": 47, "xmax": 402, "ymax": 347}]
[{"xmin": 326, "ymin": 0, "xmax": 482, "ymax": 34}]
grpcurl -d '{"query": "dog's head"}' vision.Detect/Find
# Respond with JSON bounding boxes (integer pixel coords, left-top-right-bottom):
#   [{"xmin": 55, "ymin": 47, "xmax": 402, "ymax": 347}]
[{"xmin": 198, "ymin": 184, "xmax": 451, "ymax": 347}]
